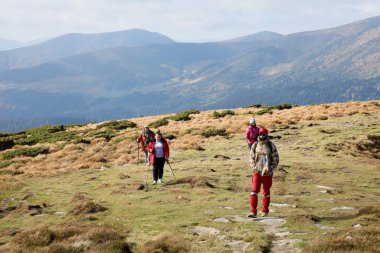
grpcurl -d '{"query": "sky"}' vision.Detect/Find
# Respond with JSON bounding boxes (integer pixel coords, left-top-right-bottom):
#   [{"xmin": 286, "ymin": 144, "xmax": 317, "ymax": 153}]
[{"xmin": 1, "ymin": 0, "xmax": 380, "ymax": 42}]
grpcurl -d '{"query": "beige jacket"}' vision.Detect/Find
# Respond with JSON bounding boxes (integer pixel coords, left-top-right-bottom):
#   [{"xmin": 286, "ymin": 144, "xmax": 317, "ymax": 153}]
[{"xmin": 250, "ymin": 139, "xmax": 279, "ymax": 176}]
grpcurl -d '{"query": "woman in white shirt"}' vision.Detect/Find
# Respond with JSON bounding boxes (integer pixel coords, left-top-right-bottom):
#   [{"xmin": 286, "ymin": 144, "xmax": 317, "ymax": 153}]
[{"xmin": 147, "ymin": 132, "xmax": 170, "ymax": 184}]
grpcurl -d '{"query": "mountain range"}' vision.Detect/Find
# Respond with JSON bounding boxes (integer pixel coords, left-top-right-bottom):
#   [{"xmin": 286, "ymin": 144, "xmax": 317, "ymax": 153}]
[{"xmin": 1, "ymin": 16, "xmax": 380, "ymax": 132}]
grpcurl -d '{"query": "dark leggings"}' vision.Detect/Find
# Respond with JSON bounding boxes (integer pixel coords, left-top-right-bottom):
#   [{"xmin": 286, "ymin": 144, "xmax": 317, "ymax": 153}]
[{"xmin": 153, "ymin": 157, "xmax": 165, "ymax": 181}]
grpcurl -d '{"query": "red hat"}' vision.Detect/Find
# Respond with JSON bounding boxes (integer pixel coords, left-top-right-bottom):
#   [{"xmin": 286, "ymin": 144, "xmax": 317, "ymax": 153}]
[{"xmin": 259, "ymin": 128, "xmax": 269, "ymax": 135}]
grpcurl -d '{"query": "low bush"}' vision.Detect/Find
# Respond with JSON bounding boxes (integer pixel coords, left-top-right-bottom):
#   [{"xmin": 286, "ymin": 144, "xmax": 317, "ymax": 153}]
[
  {"xmin": 184, "ymin": 128, "xmax": 199, "ymax": 135},
  {"xmin": 0, "ymin": 138, "xmax": 14, "ymax": 151},
  {"xmin": 2, "ymin": 147, "xmax": 49, "ymax": 160},
  {"xmin": 254, "ymin": 103, "xmax": 293, "ymax": 116},
  {"xmin": 0, "ymin": 169, "xmax": 24, "ymax": 176},
  {"xmin": 0, "ymin": 132, "xmax": 27, "ymax": 140},
  {"xmin": 11, "ymin": 125, "xmax": 79, "ymax": 145},
  {"xmin": 212, "ymin": 110, "xmax": 236, "ymax": 119},
  {"xmin": 27, "ymin": 125, "xmax": 65, "ymax": 135},
  {"xmin": 96, "ymin": 120, "xmax": 137, "ymax": 131},
  {"xmin": 0, "ymin": 160, "xmax": 13, "ymax": 169},
  {"xmin": 148, "ymin": 118, "xmax": 169, "ymax": 128},
  {"xmin": 243, "ymin": 104, "xmax": 262, "ymax": 108},
  {"xmin": 169, "ymin": 109, "xmax": 200, "ymax": 121},
  {"xmin": 164, "ymin": 133, "xmax": 176, "ymax": 140},
  {"xmin": 201, "ymin": 128, "xmax": 227, "ymax": 138},
  {"xmin": 86, "ymin": 130, "xmax": 115, "ymax": 141}
]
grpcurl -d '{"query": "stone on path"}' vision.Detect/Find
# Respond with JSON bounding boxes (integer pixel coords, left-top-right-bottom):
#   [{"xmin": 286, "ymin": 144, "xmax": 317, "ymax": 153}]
[
  {"xmin": 272, "ymin": 239, "xmax": 303, "ymax": 253},
  {"xmin": 271, "ymin": 203, "xmax": 297, "ymax": 208},
  {"xmin": 316, "ymin": 185, "xmax": 335, "ymax": 190},
  {"xmin": 315, "ymin": 224, "xmax": 335, "ymax": 230},
  {"xmin": 228, "ymin": 240, "xmax": 250, "ymax": 252},
  {"xmin": 331, "ymin": 206, "xmax": 355, "ymax": 211},
  {"xmin": 213, "ymin": 217, "xmax": 230, "ymax": 223},
  {"xmin": 193, "ymin": 226, "xmax": 220, "ymax": 236}
]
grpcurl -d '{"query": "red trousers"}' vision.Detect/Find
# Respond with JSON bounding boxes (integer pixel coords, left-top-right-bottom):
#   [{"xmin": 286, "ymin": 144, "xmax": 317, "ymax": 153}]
[{"xmin": 250, "ymin": 172, "xmax": 273, "ymax": 214}]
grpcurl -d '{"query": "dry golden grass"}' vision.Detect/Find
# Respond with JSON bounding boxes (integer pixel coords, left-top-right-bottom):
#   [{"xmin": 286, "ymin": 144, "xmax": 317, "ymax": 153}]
[
  {"xmin": 1, "ymin": 100, "xmax": 379, "ymax": 176},
  {"xmin": 305, "ymin": 226, "xmax": 380, "ymax": 253},
  {"xmin": 5, "ymin": 223, "xmax": 132, "ymax": 253},
  {"xmin": 139, "ymin": 233, "xmax": 190, "ymax": 253}
]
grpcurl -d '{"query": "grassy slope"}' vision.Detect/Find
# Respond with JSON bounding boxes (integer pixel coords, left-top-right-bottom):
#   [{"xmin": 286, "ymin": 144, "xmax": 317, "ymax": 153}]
[{"xmin": 0, "ymin": 101, "xmax": 379, "ymax": 252}]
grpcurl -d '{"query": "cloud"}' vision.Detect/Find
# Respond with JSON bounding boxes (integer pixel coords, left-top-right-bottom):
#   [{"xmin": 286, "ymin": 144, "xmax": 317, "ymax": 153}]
[{"xmin": 0, "ymin": 0, "xmax": 379, "ymax": 42}]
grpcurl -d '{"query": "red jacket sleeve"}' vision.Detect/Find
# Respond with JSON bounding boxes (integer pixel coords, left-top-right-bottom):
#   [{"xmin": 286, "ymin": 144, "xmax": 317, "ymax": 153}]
[{"xmin": 164, "ymin": 141, "xmax": 170, "ymax": 159}]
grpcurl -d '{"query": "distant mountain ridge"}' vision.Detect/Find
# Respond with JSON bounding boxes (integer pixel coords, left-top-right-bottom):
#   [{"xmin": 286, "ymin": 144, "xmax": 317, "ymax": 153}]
[
  {"xmin": 0, "ymin": 17, "xmax": 380, "ymax": 132},
  {"xmin": 0, "ymin": 29, "xmax": 174, "ymax": 71}
]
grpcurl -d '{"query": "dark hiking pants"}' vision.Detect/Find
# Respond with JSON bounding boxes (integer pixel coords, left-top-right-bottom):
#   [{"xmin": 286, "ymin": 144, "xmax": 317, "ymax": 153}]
[{"xmin": 153, "ymin": 157, "xmax": 166, "ymax": 181}]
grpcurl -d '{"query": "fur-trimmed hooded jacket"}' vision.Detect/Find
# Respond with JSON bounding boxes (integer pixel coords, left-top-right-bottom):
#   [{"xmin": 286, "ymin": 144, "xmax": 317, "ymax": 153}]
[{"xmin": 249, "ymin": 138, "xmax": 279, "ymax": 176}]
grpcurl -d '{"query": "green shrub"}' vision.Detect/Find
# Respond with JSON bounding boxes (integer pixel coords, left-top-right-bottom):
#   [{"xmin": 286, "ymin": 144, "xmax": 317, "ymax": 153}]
[
  {"xmin": 185, "ymin": 128, "xmax": 199, "ymax": 135},
  {"xmin": 164, "ymin": 133, "xmax": 176, "ymax": 140},
  {"xmin": 169, "ymin": 109, "xmax": 200, "ymax": 121},
  {"xmin": 96, "ymin": 120, "xmax": 137, "ymax": 131},
  {"xmin": 0, "ymin": 138, "xmax": 15, "ymax": 151},
  {"xmin": 201, "ymin": 128, "xmax": 227, "ymax": 138},
  {"xmin": 212, "ymin": 110, "xmax": 236, "ymax": 119},
  {"xmin": 148, "ymin": 118, "xmax": 169, "ymax": 128},
  {"xmin": 2, "ymin": 147, "xmax": 49, "ymax": 160},
  {"xmin": 254, "ymin": 107, "xmax": 273, "ymax": 116},
  {"xmin": 243, "ymin": 104, "xmax": 262, "ymax": 108},
  {"xmin": 15, "ymin": 131, "xmax": 77, "ymax": 146},
  {"xmin": 0, "ymin": 169, "xmax": 24, "ymax": 176},
  {"xmin": 0, "ymin": 160, "xmax": 13, "ymax": 169},
  {"xmin": 0, "ymin": 132, "xmax": 27, "ymax": 140},
  {"xmin": 26, "ymin": 125, "xmax": 65, "ymax": 135},
  {"xmin": 254, "ymin": 103, "xmax": 293, "ymax": 116},
  {"xmin": 86, "ymin": 130, "xmax": 115, "ymax": 141},
  {"xmin": 272, "ymin": 103, "xmax": 293, "ymax": 110}
]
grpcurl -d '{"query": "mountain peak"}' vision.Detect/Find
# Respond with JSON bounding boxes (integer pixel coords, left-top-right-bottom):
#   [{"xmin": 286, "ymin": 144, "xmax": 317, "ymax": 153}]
[{"xmin": 225, "ymin": 31, "xmax": 284, "ymax": 43}]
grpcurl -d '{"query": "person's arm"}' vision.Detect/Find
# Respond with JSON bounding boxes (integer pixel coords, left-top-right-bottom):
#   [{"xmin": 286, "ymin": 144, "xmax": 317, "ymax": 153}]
[
  {"xmin": 269, "ymin": 143, "xmax": 279, "ymax": 171},
  {"xmin": 147, "ymin": 142, "xmax": 154, "ymax": 153},
  {"xmin": 244, "ymin": 128, "xmax": 250, "ymax": 141},
  {"xmin": 164, "ymin": 141, "xmax": 170, "ymax": 160},
  {"xmin": 249, "ymin": 144, "xmax": 256, "ymax": 167}
]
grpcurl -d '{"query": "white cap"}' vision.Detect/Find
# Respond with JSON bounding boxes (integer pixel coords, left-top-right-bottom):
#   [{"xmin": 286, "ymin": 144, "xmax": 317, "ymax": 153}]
[{"xmin": 249, "ymin": 117, "xmax": 256, "ymax": 125}]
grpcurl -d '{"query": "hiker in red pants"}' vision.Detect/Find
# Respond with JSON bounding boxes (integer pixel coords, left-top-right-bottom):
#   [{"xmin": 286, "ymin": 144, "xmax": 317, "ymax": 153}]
[{"xmin": 248, "ymin": 128, "xmax": 279, "ymax": 218}]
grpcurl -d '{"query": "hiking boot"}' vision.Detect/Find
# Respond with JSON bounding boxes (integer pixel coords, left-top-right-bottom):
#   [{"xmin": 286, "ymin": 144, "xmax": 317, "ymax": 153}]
[
  {"xmin": 152, "ymin": 180, "xmax": 157, "ymax": 185},
  {"xmin": 248, "ymin": 213, "xmax": 257, "ymax": 218},
  {"xmin": 261, "ymin": 212, "xmax": 269, "ymax": 217},
  {"xmin": 158, "ymin": 179, "xmax": 162, "ymax": 184}
]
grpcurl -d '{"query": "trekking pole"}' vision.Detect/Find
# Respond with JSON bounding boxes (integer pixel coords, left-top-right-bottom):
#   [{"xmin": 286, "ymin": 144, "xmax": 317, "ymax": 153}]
[
  {"xmin": 138, "ymin": 144, "xmax": 140, "ymax": 164},
  {"xmin": 167, "ymin": 160, "xmax": 176, "ymax": 180},
  {"xmin": 145, "ymin": 162, "xmax": 150, "ymax": 191}
]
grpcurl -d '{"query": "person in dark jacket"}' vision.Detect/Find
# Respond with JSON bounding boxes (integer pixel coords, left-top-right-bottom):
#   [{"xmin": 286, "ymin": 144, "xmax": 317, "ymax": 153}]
[
  {"xmin": 147, "ymin": 132, "xmax": 170, "ymax": 184},
  {"xmin": 137, "ymin": 125, "xmax": 155, "ymax": 164}
]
